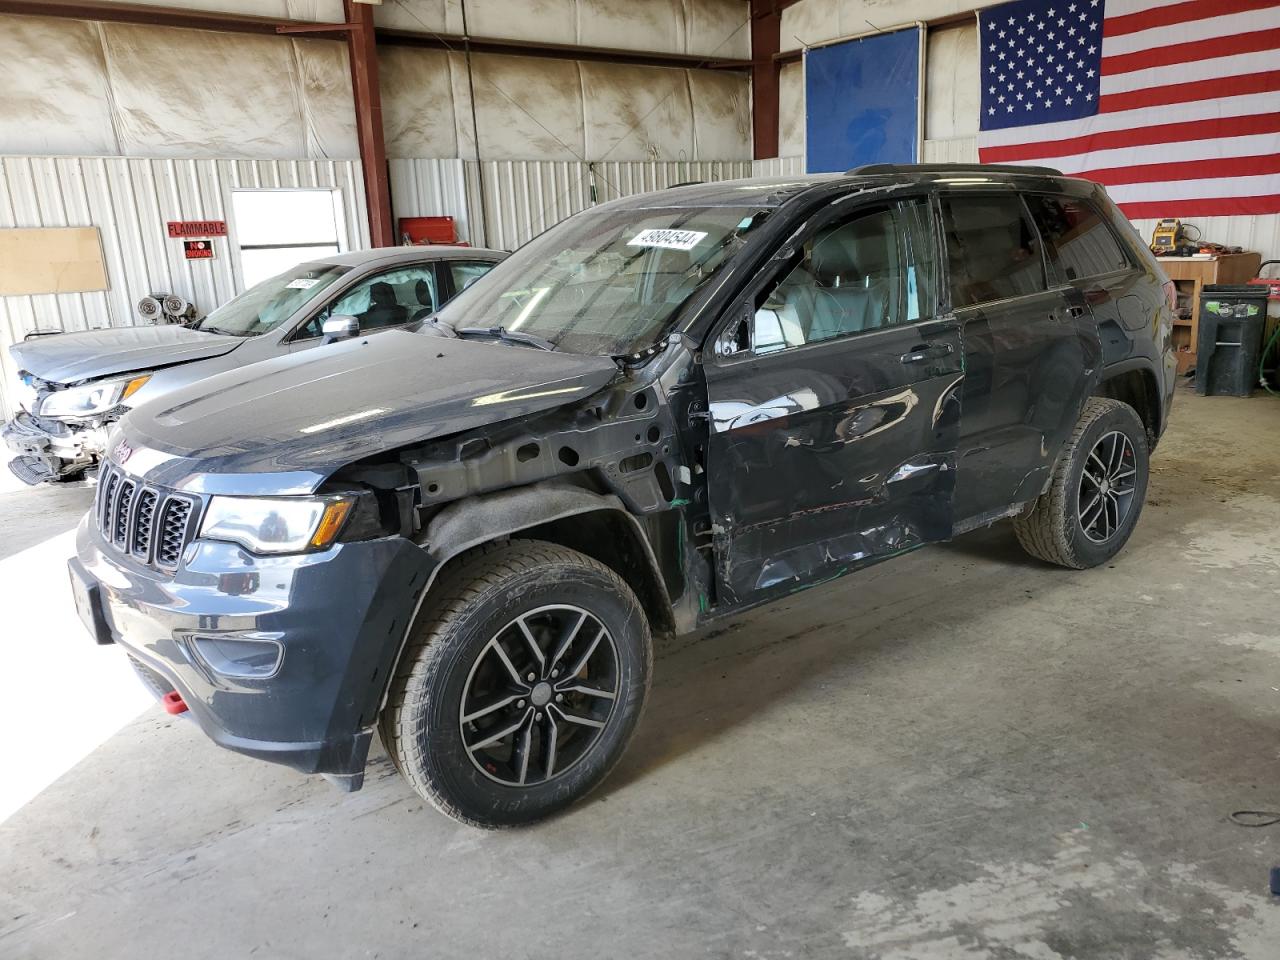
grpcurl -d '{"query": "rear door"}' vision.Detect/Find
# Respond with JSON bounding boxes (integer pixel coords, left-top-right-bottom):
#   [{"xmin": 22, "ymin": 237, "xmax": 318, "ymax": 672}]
[
  {"xmin": 939, "ymin": 189, "xmax": 1101, "ymax": 528},
  {"xmin": 703, "ymin": 194, "xmax": 964, "ymax": 609},
  {"xmin": 1023, "ymin": 192, "xmax": 1145, "ymax": 368}
]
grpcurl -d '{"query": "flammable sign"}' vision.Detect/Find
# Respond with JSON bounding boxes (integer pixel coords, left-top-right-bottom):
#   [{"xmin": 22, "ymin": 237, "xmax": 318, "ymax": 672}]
[{"xmin": 183, "ymin": 239, "xmax": 215, "ymax": 260}]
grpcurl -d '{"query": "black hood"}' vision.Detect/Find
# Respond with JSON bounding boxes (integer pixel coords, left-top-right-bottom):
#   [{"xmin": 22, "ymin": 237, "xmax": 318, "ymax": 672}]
[
  {"xmin": 120, "ymin": 329, "xmax": 619, "ymax": 493},
  {"xmin": 10, "ymin": 325, "xmax": 243, "ymax": 384}
]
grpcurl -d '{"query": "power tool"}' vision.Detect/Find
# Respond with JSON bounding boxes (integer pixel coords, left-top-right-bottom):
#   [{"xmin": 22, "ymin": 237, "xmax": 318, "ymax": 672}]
[{"xmin": 1150, "ymin": 218, "xmax": 1182, "ymax": 253}]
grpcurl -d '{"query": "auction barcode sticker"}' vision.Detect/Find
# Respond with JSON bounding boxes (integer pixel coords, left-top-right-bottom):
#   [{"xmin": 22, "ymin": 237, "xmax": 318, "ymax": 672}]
[{"xmin": 627, "ymin": 229, "xmax": 707, "ymax": 252}]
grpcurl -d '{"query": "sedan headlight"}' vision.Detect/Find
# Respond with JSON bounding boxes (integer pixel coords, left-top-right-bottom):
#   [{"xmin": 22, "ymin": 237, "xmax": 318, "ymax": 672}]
[
  {"xmin": 199, "ymin": 495, "xmax": 353, "ymax": 555},
  {"xmin": 40, "ymin": 374, "xmax": 151, "ymax": 418}
]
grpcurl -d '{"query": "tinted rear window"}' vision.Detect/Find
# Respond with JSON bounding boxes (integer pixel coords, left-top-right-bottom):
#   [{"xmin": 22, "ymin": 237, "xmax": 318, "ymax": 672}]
[
  {"xmin": 940, "ymin": 194, "xmax": 1047, "ymax": 308},
  {"xmin": 1025, "ymin": 194, "xmax": 1130, "ymax": 281}
]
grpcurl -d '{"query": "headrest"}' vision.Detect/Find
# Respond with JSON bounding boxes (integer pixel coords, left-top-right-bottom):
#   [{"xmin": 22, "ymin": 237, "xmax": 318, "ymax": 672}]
[
  {"xmin": 811, "ymin": 227, "xmax": 860, "ymax": 285},
  {"xmin": 414, "ymin": 278, "xmax": 433, "ymax": 306},
  {"xmin": 370, "ymin": 281, "xmax": 396, "ymax": 305}
]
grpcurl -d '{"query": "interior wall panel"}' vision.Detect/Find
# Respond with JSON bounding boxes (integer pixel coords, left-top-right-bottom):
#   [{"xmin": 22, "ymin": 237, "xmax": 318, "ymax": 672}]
[
  {"xmin": 0, "ymin": 17, "xmax": 120, "ymax": 156},
  {"xmin": 778, "ymin": 61, "xmax": 805, "ymax": 161},
  {"xmin": 380, "ymin": 46, "xmax": 469, "ymax": 159},
  {"xmin": 382, "ymin": 0, "xmax": 752, "ymax": 58},
  {"xmin": 0, "ymin": 15, "xmax": 356, "ymax": 160},
  {"xmin": 379, "ymin": 47, "xmax": 752, "ymax": 162},
  {"xmin": 687, "ymin": 70, "xmax": 753, "ymax": 160},
  {"xmin": 579, "ymin": 61, "xmax": 696, "ymax": 160},
  {"xmin": 473, "ymin": 54, "xmax": 589, "ymax": 161},
  {"xmin": 0, "ymin": 156, "xmax": 368, "ymax": 420},
  {"xmin": 100, "ymin": 24, "xmax": 356, "ymax": 160},
  {"xmin": 925, "ymin": 22, "xmax": 979, "ymax": 141}
]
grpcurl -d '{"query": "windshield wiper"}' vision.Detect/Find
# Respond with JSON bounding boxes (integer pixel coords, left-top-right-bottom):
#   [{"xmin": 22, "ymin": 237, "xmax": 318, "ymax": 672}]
[
  {"xmin": 453, "ymin": 326, "xmax": 557, "ymax": 352},
  {"xmin": 194, "ymin": 323, "xmax": 250, "ymax": 337}
]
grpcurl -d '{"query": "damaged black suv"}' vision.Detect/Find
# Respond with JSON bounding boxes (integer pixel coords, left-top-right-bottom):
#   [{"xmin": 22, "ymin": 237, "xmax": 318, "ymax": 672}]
[{"xmin": 71, "ymin": 165, "xmax": 1174, "ymax": 826}]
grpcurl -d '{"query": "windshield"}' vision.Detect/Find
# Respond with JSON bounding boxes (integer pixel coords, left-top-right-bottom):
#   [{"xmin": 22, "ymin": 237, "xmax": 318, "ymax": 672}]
[
  {"xmin": 192, "ymin": 263, "xmax": 350, "ymax": 337},
  {"xmin": 434, "ymin": 204, "xmax": 767, "ymax": 355}
]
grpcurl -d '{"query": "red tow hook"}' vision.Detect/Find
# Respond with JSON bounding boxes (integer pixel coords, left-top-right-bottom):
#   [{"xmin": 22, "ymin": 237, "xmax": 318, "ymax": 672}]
[{"xmin": 161, "ymin": 691, "xmax": 189, "ymax": 715}]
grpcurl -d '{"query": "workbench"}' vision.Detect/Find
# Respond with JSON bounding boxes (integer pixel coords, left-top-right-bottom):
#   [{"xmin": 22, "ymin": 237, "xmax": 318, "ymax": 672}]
[{"xmin": 1157, "ymin": 252, "xmax": 1262, "ymax": 375}]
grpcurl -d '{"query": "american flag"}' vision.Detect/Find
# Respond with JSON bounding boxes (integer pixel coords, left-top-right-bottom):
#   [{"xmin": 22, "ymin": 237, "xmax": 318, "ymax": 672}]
[{"xmin": 977, "ymin": 0, "xmax": 1280, "ymax": 218}]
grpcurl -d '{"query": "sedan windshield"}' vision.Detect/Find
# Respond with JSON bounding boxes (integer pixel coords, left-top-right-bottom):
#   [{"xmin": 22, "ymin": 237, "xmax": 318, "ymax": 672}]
[
  {"xmin": 434, "ymin": 204, "xmax": 767, "ymax": 355},
  {"xmin": 192, "ymin": 263, "xmax": 349, "ymax": 337}
]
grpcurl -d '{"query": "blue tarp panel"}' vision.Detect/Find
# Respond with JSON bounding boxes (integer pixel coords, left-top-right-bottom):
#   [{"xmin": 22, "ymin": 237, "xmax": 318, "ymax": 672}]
[{"xmin": 804, "ymin": 28, "xmax": 921, "ymax": 174}]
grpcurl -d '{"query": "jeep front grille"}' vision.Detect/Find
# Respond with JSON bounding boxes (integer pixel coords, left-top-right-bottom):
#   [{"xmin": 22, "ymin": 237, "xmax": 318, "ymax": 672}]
[{"xmin": 96, "ymin": 463, "xmax": 200, "ymax": 570}]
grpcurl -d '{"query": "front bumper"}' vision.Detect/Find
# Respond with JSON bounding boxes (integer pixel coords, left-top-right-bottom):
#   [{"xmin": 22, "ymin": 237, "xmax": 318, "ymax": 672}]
[
  {"xmin": 74, "ymin": 515, "xmax": 434, "ymax": 781},
  {"xmin": 3, "ymin": 410, "xmax": 107, "ymax": 480}
]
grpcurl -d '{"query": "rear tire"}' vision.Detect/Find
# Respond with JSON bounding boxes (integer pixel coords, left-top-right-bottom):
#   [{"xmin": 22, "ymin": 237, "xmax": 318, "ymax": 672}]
[
  {"xmin": 1013, "ymin": 397, "xmax": 1149, "ymax": 569},
  {"xmin": 380, "ymin": 540, "xmax": 652, "ymax": 828}
]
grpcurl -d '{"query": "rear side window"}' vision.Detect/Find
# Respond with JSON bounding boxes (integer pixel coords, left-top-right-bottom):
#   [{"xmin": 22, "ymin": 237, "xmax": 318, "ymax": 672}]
[
  {"xmin": 1025, "ymin": 194, "xmax": 1130, "ymax": 281},
  {"xmin": 447, "ymin": 259, "xmax": 497, "ymax": 295},
  {"xmin": 940, "ymin": 194, "xmax": 1046, "ymax": 308}
]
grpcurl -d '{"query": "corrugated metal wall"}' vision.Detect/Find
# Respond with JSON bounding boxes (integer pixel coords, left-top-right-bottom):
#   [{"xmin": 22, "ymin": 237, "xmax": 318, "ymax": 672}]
[
  {"xmin": 388, "ymin": 157, "xmax": 473, "ymax": 241},
  {"xmin": 751, "ymin": 156, "xmax": 804, "ymax": 177},
  {"xmin": 0, "ymin": 155, "xmax": 368, "ymax": 419},
  {"xmin": 469, "ymin": 159, "xmax": 755, "ymax": 249},
  {"xmin": 390, "ymin": 158, "xmax": 757, "ymax": 251}
]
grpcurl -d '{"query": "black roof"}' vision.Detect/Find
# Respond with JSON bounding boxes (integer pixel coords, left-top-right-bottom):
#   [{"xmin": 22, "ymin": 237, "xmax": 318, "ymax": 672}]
[{"xmin": 606, "ymin": 164, "xmax": 1080, "ymax": 213}]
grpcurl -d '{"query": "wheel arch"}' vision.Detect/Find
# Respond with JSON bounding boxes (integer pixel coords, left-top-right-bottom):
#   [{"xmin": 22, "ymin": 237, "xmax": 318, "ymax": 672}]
[
  {"xmin": 1093, "ymin": 361, "xmax": 1162, "ymax": 447},
  {"xmin": 418, "ymin": 480, "xmax": 675, "ymax": 633}
]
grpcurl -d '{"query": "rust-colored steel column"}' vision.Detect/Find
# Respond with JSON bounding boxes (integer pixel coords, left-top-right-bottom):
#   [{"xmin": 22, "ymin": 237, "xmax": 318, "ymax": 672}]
[
  {"xmin": 344, "ymin": 0, "xmax": 394, "ymax": 247},
  {"xmin": 750, "ymin": 0, "xmax": 782, "ymax": 160}
]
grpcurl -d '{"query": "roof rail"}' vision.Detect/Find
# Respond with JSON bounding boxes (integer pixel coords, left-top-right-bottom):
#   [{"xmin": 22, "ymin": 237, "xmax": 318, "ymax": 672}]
[{"xmin": 846, "ymin": 162, "xmax": 1064, "ymax": 177}]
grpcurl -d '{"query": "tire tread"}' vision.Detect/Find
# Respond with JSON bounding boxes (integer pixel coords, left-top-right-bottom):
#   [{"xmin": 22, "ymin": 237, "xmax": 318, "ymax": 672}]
[
  {"xmin": 379, "ymin": 539, "xmax": 650, "ymax": 828},
  {"xmin": 1012, "ymin": 397, "xmax": 1145, "ymax": 569}
]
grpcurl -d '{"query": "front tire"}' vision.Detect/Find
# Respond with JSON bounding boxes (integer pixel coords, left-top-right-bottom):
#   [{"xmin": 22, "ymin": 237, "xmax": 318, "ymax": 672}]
[
  {"xmin": 1013, "ymin": 397, "xmax": 1150, "ymax": 569},
  {"xmin": 380, "ymin": 541, "xmax": 652, "ymax": 828}
]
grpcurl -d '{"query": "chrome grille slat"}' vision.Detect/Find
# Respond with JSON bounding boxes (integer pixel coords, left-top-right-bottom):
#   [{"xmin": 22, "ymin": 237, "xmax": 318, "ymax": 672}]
[{"xmin": 95, "ymin": 463, "xmax": 198, "ymax": 570}]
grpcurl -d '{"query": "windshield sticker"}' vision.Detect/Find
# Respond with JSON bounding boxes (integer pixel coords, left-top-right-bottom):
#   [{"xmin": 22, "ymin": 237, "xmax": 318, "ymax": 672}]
[
  {"xmin": 286, "ymin": 277, "xmax": 321, "ymax": 290},
  {"xmin": 627, "ymin": 229, "xmax": 707, "ymax": 252}
]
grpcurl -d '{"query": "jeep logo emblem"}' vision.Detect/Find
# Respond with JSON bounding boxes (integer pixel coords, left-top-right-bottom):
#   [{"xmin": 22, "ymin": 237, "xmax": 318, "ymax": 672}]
[{"xmin": 115, "ymin": 440, "xmax": 133, "ymax": 464}]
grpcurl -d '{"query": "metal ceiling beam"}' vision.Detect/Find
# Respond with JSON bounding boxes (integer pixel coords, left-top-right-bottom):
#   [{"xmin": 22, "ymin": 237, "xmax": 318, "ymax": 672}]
[
  {"xmin": 0, "ymin": 1, "xmax": 752, "ymax": 71},
  {"xmin": 0, "ymin": 0, "xmax": 338, "ymax": 36},
  {"xmin": 375, "ymin": 30, "xmax": 753, "ymax": 72}
]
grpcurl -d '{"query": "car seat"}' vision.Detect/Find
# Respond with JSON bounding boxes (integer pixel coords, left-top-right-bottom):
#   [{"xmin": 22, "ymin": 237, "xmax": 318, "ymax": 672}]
[
  {"xmin": 411, "ymin": 278, "xmax": 436, "ymax": 321},
  {"xmin": 359, "ymin": 281, "xmax": 409, "ymax": 330},
  {"xmin": 805, "ymin": 226, "xmax": 888, "ymax": 342}
]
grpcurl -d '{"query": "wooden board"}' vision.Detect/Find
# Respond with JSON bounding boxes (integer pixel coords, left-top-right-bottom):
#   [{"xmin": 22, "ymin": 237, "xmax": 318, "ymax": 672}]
[{"xmin": 0, "ymin": 227, "xmax": 108, "ymax": 296}]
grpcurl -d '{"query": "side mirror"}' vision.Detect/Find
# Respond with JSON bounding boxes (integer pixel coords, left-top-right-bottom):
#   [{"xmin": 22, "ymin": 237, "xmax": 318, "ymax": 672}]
[{"xmin": 322, "ymin": 315, "xmax": 359, "ymax": 344}]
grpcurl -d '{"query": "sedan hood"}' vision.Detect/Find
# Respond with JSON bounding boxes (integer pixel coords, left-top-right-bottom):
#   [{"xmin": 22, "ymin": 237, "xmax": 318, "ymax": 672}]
[
  {"xmin": 9, "ymin": 325, "xmax": 244, "ymax": 384},
  {"xmin": 121, "ymin": 329, "xmax": 619, "ymax": 492}
]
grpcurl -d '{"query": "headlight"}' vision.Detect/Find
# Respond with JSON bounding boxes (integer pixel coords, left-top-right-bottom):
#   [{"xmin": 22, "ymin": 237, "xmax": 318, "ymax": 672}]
[
  {"xmin": 199, "ymin": 495, "xmax": 353, "ymax": 555},
  {"xmin": 40, "ymin": 374, "xmax": 151, "ymax": 418}
]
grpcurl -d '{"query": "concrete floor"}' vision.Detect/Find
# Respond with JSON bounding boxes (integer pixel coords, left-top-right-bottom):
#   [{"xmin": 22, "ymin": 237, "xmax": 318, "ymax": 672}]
[{"xmin": 2, "ymin": 383, "xmax": 1278, "ymax": 959}]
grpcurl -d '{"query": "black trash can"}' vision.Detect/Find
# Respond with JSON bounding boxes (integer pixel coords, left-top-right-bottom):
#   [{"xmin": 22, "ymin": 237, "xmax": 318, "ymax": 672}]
[{"xmin": 1196, "ymin": 285, "xmax": 1269, "ymax": 397}]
